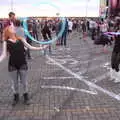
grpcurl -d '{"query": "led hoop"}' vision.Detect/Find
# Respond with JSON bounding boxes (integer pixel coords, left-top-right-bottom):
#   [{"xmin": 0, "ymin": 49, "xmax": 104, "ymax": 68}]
[
  {"xmin": 22, "ymin": 2, "xmax": 66, "ymax": 45},
  {"xmin": 104, "ymin": 32, "xmax": 120, "ymax": 35}
]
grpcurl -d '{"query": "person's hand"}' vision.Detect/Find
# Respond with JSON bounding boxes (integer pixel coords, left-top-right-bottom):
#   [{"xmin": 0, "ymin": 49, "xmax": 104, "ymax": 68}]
[{"xmin": 42, "ymin": 45, "xmax": 49, "ymax": 50}]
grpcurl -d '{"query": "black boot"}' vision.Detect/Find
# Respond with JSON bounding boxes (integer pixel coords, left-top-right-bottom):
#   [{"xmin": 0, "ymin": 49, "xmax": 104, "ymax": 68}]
[
  {"xmin": 12, "ymin": 93, "xmax": 19, "ymax": 106},
  {"xmin": 115, "ymin": 67, "xmax": 119, "ymax": 72},
  {"xmin": 23, "ymin": 93, "xmax": 30, "ymax": 105}
]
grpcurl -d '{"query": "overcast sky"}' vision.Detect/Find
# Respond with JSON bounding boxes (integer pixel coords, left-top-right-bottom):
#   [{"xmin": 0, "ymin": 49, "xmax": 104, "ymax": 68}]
[{"xmin": 0, "ymin": 0, "xmax": 100, "ymax": 18}]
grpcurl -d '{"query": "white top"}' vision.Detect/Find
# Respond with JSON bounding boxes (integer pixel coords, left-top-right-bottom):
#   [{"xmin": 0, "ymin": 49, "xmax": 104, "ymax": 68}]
[
  {"xmin": 100, "ymin": 23, "xmax": 108, "ymax": 32},
  {"xmin": 89, "ymin": 20, "xmax": 97, "ymax": 29},
  {"xmin": 68, "ymin": 21, "xmax": 73, "ymax": 31}
]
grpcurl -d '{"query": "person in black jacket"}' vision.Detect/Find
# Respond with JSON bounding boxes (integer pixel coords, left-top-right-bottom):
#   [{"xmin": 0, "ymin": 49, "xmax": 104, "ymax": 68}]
[
  {"xmin": 111, "ymin": 35, "xmax": 120, "ymax": 72},
  {"xmin": 41, "ymin": 21, "xmax": 52, "ymax": 55}
]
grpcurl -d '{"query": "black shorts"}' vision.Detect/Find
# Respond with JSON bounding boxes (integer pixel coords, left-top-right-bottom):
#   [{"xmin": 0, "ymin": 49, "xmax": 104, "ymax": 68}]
[
  {"xmin": 68, "ymin": 30, "xmax": 72, "ymax": 33},
  {"xmin": 8, "ymin": 64, "xmax": 28, "ymax": 72}
]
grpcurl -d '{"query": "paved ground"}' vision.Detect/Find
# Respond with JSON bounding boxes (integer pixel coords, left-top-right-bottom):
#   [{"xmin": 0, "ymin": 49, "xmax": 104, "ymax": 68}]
[{"xmin": 0, "ymin": 31, "xmax": 120, "ymax": 120}]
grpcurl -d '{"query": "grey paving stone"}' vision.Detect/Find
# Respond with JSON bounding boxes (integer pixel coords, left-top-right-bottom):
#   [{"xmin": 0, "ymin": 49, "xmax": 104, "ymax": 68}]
[{"xmin": 0, "ymin": 31, "xmax": 119, "ymax": 119}]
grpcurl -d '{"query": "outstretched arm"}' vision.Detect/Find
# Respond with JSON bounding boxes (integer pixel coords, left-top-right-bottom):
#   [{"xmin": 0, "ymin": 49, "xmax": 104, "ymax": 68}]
[
  {"xmin": 21, "ymin": 38, "xmax": 48, "ymax": 50},
  {"xmin": 0, "ymin": 41, "xmax": 7, "ymax": 63}
]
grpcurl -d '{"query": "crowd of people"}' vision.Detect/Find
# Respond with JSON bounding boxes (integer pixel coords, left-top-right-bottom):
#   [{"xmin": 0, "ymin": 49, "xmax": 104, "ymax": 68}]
[
  {"xmin": 0, "ymin": 16, "xmax": 120, "ymax": 47},
  {"xmin": 0, "ymin": 11, "xmax": 120, "ymax": 106}
]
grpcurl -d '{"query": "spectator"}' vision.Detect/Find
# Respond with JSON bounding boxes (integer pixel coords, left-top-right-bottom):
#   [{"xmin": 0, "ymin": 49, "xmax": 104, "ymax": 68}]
[
  {"xmin": 68, "ymin": 19, "xmax": 73, "ymax": 34},
  {"xmin": 41, "ymin": 21, "xmax": 52, "ymax": 55},
  {"xmin": 61, "ymin": 18, "xmax": 68, "ymax": 47}
]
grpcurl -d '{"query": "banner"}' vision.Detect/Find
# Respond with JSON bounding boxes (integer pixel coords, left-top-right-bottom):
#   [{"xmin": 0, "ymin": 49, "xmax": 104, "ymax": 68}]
[{"xmin": 110, "ymin": 0, "xmax": 120, "ymax": 16}]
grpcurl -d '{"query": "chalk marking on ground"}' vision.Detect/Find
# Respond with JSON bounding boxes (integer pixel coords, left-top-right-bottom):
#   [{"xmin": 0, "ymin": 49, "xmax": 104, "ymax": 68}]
[
  {"xmin": 46, "ymin": 55, "xmax": 120, "ymax": 101},
  {"xmin": 41, "ymin": 85, "xmax": 97, "ymax": 95}
]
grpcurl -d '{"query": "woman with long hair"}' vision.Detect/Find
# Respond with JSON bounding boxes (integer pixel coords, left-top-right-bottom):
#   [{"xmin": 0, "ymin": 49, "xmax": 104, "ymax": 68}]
[{"xmin": 0, "ymin": 18, "xmax": 47, "ymax": 106}]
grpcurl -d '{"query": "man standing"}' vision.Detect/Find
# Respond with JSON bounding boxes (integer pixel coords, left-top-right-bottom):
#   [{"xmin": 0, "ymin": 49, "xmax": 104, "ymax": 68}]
[
  {"xmin": 89, "ymin": 19, "xmax": 97, "ymax": 40},
  {"xmin": 68, "ymin": 19, "xmax": 73, "ymax": 34},
  {"xmin": 61, "ymin": 18, "xmax": 68, "ymax": 47},
  {"xmin": 9, "ymin": 12, "xmax": 16, "ymax": 29},
  {"xmin": 41, "ymin": 21, "xmax": 52, "ymax": 55}
]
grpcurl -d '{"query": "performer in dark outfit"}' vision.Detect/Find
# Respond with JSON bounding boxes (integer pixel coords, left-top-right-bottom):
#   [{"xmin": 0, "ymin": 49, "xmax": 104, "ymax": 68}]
[
  {"xmin": 111, "ymin": 20, "xmax": 120, "ymax": 72},
  {"xmin": 7, "ymin": 40, "xmax": 28, "ymax": 72},
  {"xmin": 0, "ymin": 12, "xmax": 47, "ymax": 106},
  {"xmin": 111, "ymin": 35, "xmax": 120, "ymax": 72},
  {"xmin": 41, "ymin": 21, "xmax": 52, "ymax": 55}
]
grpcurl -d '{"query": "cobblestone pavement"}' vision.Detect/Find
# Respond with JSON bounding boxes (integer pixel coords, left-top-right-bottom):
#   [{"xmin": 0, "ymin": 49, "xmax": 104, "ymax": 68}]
[{"xmin": 0, "ymin": 31, "xmax": 120, "ymax": 120}]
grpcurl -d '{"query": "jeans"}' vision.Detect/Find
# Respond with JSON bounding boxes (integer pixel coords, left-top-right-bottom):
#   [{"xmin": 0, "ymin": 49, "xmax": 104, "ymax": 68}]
[
  {"xmin": 61, "ymin": 33, "xmax": 67, "ymax": 46},
  {"xmin": 90, "ymin": 28, "xmax": 96, "ymax": 40},
  {"xmin": 9, "ymin": 70, "xmax": 28, "ymax": 94}
]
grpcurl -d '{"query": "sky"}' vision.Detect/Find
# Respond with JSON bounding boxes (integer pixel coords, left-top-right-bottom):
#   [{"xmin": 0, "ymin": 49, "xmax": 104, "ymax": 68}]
[{"xmin": 0, "ymin": 0, "xmax": 100, "ymax": 18}]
